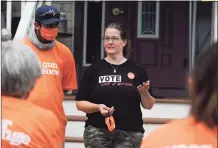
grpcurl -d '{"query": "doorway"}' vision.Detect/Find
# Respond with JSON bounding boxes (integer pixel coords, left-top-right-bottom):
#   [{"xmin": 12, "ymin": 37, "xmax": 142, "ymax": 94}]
[
  {"xmin": 83, "ymin": 2, "xmax": 105, "ymax": 66},
  {"xmin": 105, "ymin": 1, "xmax": 189, "ymax": 98}
]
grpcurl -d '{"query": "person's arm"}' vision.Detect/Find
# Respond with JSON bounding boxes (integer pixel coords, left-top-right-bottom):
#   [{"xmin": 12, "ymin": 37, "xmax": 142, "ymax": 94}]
[
  {"xmin": 50, "ymin": 122, "xmax": 63, "ymax": 148},
  {"xmin": 62, "ymin": 47, "xmax": 78, "ymax": 92},
  {"xmin": 76, "ymin": 100, "xmax": 99, "ymax": 113},
  {"xmin": 141, "ymin": 95, "xmax": 155, "ymax": 110},
  {"xmin": 137, "ymin": 68, "xmax": 155, "ymax": 110},
  {"xmin": 75, "ymin": 62, "xmax": 98, "ymax": 112},
  {"xmin": 138, "ymin": 81, "xmax": 155, "ymax": 110},
  {"xmin": 75, "ymin": 64, "xmax": 114, "ymax": 116},
  {"xmin": 75, "ymin": 64, "xmax": 98, "ymax": 114},
  {"xmin": 40, "ymin": 111, "xmax": 63, "ymax": 148},
  {"xmin": 76, "ymin": 100, "xmax": 114, "ymax": 116}
]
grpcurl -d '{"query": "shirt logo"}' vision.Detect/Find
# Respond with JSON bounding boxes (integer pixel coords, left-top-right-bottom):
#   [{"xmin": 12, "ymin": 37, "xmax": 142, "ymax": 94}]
[
  {"xmin": 99, "ymin": 75, "xmax": 121, "ymax": 83},
  {"xmin": 41, "ymin": 62, "xmax": 60, "ymax": 76},
  {"xmin": 2, "ymin": 119, "xmax": 31, "ymax": 146}
]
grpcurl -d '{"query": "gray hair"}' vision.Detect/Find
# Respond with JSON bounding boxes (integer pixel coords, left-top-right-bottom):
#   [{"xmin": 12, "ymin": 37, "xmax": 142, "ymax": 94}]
[{"xmin": 1, "ymin": 28, "xmax": 41, "ymax": 98}]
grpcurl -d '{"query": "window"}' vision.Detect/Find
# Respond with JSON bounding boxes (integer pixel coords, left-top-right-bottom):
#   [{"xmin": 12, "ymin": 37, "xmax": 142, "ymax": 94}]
[{"xmin": 137, "ymin": 1, "xmax": 160, "ymax": 38}]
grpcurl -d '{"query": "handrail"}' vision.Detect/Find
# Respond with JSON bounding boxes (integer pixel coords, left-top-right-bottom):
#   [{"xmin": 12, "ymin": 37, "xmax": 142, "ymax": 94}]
[{"xmin": 64, "ymin": 95, "xmax": 191, "ymax": 104}]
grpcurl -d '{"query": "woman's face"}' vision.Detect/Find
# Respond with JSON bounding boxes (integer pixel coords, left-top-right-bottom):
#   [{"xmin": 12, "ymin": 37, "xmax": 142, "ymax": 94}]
[{"xmin": 103, "ymin": 28, "xmax": 126, "ymax": 56}]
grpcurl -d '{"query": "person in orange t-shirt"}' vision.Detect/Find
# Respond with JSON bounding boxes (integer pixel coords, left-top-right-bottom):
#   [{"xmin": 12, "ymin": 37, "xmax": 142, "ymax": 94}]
[
  {"xmin": 1, "ymin": 29, "xmax": 62, "ymax": 148},
  {"xmin": 24, "ymin": 5, "xmax": 78, "ymax": 142},
  {"xmin": 141, "ymin": 42, "xmax": 218, "ymax": 148}
]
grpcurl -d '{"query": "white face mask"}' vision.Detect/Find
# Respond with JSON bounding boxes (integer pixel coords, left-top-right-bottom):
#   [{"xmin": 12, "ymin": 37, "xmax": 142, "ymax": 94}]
[{"xmin": 29, "ymin": 27, "xmax": 55, "ymax": 50}]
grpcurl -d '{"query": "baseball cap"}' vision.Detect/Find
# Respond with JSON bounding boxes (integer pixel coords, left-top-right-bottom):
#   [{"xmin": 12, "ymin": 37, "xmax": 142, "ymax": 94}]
[{"xmin": 35, "ymin": 5, "xmax": 61, "ymax": 25}]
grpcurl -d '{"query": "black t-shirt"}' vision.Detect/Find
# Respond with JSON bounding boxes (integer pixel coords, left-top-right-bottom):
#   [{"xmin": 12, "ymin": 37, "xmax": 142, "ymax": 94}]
[{"xmin": 75, "ymin": 59, "xmax": 153, "ymax": 133}]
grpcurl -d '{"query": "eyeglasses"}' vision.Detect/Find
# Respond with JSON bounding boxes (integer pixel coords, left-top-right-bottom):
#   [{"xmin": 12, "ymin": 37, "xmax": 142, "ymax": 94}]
[{"xmin": 103, "ymin": 36, "xmax": 122, "ymax": 42}]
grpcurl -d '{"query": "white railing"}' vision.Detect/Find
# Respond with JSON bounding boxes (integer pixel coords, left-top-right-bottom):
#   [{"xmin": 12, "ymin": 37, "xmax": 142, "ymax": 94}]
[
  {"xmin": 6, "ymin": 0, "xmax": 12, "ymax": 32},
  {"xmin": 212, "ymin": 1, "xmax": 217, "ymax": 42},
  {"xmin": 21, "ymin": 1, "xmax": 26, "ymax": 17},
  {"xmin": 14, "ymin": 1, "xmax": 52, "ymax": 40}
]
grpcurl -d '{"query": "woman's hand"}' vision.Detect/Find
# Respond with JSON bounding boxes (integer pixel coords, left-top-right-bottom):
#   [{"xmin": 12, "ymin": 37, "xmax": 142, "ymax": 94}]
[
  {"xmin": 137, "ymin": 80, "xmax": 150, "ymax": 96},
  {"xmin": 98, "ymin": 104, "xmax": 115, "ymax": 116},
  {"xmin": 137, "ymin": 80, "xmax": 155, "ymax": 109}
]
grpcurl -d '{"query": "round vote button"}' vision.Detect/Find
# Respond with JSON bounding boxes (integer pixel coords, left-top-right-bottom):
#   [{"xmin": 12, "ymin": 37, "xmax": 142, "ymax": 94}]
[{"xmin": 127, "ymin": 72, "xmax": 135, "ymax": 80}]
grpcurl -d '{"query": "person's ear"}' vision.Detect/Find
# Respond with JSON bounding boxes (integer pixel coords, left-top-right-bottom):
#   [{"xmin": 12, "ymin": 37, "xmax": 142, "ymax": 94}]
[
  {"xmin": 34, "ymin": 22, "xmax": 41, "ymax": 30},
  {"xmin": 122, "ymin": 39, "xmax": 127, "ymax": 47}
]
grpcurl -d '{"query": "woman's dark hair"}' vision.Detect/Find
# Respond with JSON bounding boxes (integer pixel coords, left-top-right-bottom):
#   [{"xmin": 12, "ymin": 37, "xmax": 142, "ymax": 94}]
[
  {"xmin": 106, "ymin": 22, "xmax": 131, "ymax": 58},
  {"xmin": 190, "ymin": 41, "xmax": 218, "ymax": 127}
]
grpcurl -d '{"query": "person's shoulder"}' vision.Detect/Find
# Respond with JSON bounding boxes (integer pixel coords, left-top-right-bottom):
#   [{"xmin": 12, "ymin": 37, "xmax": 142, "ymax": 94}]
[
  {"xmin": 5, "ymin": 100, "xmax": 59, "ymax": 132},
  {"xmin": 2, "ymin": 99, "xmax": 60, "ymax": 145},
  {"xmin": 154, "ymin": 118, "xmax": 189, "ymax": 134},
  {"xmin": 93, "ymin": 59, "xmax": 106, "ymax": 66},
  {"xmin": 54, "ymin": 40, "xmax": 73, "ymax": 56},
  {"xmin": 141, "ymin": 118, "xmax": 190, "ymax": 144},
  {"xmin": 24, "ymin": 37, "xmax": 30, "ymax": 42},
  {"xmin": 142, "ymin": 117, "xmax": 217, "ymax": 148},
  {"xmin": 55, "ymin": 40, "xmax": 69, "ymax": 49},
  {"xmin": 86, "ymin": 59, "xmax": 106, "ymax": 71},
  {"xmin": 23, "ymin": 37, "xmax": 32, "ymax": 45}
]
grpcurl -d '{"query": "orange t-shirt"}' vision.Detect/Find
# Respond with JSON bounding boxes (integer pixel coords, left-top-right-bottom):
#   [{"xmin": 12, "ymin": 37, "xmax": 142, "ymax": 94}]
[
  {"xmin": 140, "ymin": 116, "xmax": 217, "ymax": 148},
  {"xmin": 24, "ymin": 38, "xmax": 77, "ymax": 141},
  {"xmin": 2, "ymin": 96, "xmax": 62, "ymax": 148}
]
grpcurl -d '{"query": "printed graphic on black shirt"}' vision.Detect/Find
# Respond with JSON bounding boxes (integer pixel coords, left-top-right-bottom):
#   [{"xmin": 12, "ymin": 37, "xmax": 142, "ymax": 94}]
[
  {"xmin": 99, "ymin": 74, "xmax": 135, "ymax": 87},
  {"xmin": 99, "ymin": 75, "xmax": 121, "ymax": 83}
]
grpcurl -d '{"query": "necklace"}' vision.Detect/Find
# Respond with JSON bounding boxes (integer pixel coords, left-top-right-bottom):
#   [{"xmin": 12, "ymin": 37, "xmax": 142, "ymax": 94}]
[
  {"xmin": 110, "ymin": 64, "xmax": 119, "ymax": 73},
  {"xmin": 106, "ymin": 57, "xmax": 126, "ymax": 73}
]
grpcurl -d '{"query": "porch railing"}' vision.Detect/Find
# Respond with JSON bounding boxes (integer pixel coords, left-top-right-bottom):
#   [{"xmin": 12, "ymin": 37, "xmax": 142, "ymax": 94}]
[{"xmin": 6, "ymin": 0, "xmax": 12, "ymax": 32}]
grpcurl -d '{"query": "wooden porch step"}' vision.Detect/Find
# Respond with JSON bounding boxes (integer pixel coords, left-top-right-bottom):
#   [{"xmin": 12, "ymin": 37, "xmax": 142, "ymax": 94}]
[
  {"xmin": 65, "ymin": 136, "xmax": 84, "ymax": 143},
  {"xmin": 64, "ymin": 95, "xmax": 191, "ymax": 104},
  {"xmin": 66, "ymin": 115, "xmax": 173, "ymax": 124}
]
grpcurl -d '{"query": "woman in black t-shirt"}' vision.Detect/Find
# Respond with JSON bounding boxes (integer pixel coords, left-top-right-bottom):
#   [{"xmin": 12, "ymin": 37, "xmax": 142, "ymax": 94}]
[{"xmin": 75, "ymin": 23, "xmax": 155, "ymax": 148}]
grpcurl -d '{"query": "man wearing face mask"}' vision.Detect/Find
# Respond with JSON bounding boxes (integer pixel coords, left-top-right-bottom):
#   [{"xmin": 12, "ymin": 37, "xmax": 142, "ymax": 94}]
[{"xmin": 24, "ymin": 5, "xmax": 78, "ymax": 144}]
